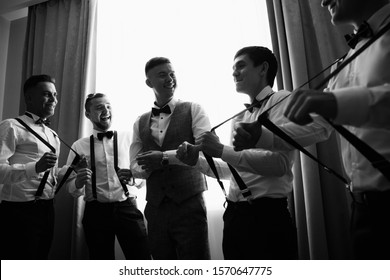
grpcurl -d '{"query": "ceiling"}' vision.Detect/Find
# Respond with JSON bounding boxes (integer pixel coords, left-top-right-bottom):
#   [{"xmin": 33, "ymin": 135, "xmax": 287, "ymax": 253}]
[{"xmin": 0, "ymin": 0, "xmax": 47, "ymax": 20}]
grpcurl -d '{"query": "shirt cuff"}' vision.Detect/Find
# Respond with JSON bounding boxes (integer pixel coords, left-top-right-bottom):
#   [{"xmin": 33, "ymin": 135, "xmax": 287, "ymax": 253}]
[
  {"xmin": 166, "ymin": 150, "xmax": 181, "ymax": 165},
  {"xmin": 221, "ymin": 145, "xmax": 239, "ymax": 166},
  {"xmin": 25, "ymin": 162, "xmax": 38, "ymax": 178},
  {"xmin": 333, "ymin": 86, "xmax": 370, "ymax": 126},
  {"xmin": 255, "ymin": 127, "xmax": 273, "ymax": 150}
]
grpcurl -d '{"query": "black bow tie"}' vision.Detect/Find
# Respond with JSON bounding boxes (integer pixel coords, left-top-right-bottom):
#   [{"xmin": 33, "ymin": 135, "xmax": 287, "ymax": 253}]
[
  {"xmin": 35, "ymin": 118, "xmax": 51, "ymax": 126},
  {"xmin": 152, "ymin": 105, "xmax": 171, "ymax": 116},
  {"xmin": 244, "ymin": 100, "xmax": 262, "ymax": 113},
  {"xmin": 345, "ymin": 21, "xmax": 373, "ymax": 49},
  {"xmin": 97, "ymin": 130, "xmax": 114, "ymax": 140}
]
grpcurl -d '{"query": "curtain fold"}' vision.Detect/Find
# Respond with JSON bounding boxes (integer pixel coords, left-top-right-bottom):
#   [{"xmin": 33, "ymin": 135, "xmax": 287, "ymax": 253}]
[
  {"xmin": 21, "ymin": 0, "xmax": 95, "ymax": 259},
  {"xmin": 266, "ymin": 0, "xmax": 352, "ymax": 259}
]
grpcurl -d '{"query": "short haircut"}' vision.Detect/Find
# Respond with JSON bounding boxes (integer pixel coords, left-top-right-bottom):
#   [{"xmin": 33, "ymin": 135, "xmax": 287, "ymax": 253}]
[
  {"xmin": 23, "ymin": 74, "xmax": 55, "ymax": 95},
  {"xmin": 85, "ymin": 93, "xmax": 106, "ymax": 112},
  {"xmin": 145, "ymin": 57, "xmax": 171, "ymax": 75},
  {"xmin": 234, "ymin": 46, "xmax": 278, "ymax": 87}
]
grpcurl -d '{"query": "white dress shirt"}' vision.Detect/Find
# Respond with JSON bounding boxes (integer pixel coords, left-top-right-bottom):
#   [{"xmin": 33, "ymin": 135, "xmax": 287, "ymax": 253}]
[
  {"xmin": 66, "ymin": 129, "xmax": 139, "ymax": 202},
  {"xmin": 130, "ymin": 98, "xmax": 211, "ymax": 179},
  {"xmin": 325, "ymin": 4, "xmax": 390, "ymax": 192},
  {"xmin": 198, "ymin": 87, "xmax": 295, "ymax": 202},
  {"xmin": 0, "ymin": 112, "xmax": 61, "ymax": 201}
]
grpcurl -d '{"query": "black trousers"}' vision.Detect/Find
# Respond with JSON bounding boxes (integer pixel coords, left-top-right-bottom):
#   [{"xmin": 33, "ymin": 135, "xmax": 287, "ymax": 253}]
[
  {"xmin": 222, "ymin": 197, "xmax": 298, "ymax": 260},
  {"xmin": 350, "ymin": 190, "xmax": 390, "ymax": 260},
  {"xmin": 144, "ymin": 193, "xmax": 210, "ymax": 260},
  {"xmin": 82, "ymin": 197, "xmax": 150, "ymax": 260},
  {"xmin": 0, "ymin": 199, "xmax": 54, "ymax": 260}
]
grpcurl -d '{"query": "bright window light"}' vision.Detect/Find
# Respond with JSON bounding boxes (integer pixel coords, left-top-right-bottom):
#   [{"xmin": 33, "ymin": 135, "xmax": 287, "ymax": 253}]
[{"xmin": 95, "ymin": 0, "xmax": 272, "ymax": 259}]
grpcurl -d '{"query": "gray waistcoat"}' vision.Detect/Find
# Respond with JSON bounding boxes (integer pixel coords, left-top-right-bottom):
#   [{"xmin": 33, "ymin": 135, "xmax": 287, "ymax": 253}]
[{"xmin": 139, "ymin": 101, "xmax": 207, "ymax": 206}]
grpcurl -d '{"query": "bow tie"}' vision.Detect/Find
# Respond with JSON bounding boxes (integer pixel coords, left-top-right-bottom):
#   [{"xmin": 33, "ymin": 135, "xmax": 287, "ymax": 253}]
[
  {"xmin": 244, "ymin": 100, "xmax": 262, "ymax": 113},
  {"xmin": 97, "ymin": 130, "xmax": 114, "ymax": 140},
  {"xmin": 152, "ymin": 105, "xmax": 171, "ymax": 116},
  {"xmin": 35, "ymin": 118, "xmax": 51, "ymax": 126},
  {"xmin": 345, "ymin": 21, "xmax": 373, "ymax": 49}
]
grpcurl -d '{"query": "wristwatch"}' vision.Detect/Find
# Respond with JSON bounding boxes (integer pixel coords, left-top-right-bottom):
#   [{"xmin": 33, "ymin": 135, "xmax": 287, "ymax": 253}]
[{"xmin": 161, "ymin": 152, "xmax": 169, "ymax": 166}]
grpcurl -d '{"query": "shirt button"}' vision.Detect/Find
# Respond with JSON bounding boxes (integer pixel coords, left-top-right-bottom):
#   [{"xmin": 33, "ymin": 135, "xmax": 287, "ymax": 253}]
[{"xmin": 160, "ymin": 130, "xmax": 163, "ymax": 133}]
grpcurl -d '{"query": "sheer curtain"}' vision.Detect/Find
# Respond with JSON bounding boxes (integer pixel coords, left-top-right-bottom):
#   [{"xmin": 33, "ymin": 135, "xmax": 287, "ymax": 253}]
[
  {"xmin": 266, "ymin": 0, "xmax": 353, "ymax": 259},
  {"xmin": 21, "ymin": 0, "xmax": 96, "ymax": 259}
]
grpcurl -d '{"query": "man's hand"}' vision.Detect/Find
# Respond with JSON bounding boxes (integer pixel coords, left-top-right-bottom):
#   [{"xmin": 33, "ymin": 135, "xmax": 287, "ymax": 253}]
[
  {"xmin": 117, "ymin": 168, "xmax": 134, "ymax": 185},
  {"xmin": 35, "ymin": 152, "xmax": 57, "ymax": 173},
  {"xmin": 232, "ymin": 121, "xmax": 262, "ymax": 151},
  {"xmin": 284, "ymin": 89, "xmax": 337, "ymax": 125},
  {"xmin": 176, "ymin": 141, "xmax": 201, "ymax": 166},
  {"xmin": 136, "ymin": 150, "xmax": 164, "ymax": 173},
  {"xmin": 75, "ymin": 167, "xmax": 92, "ymax": 189},
  {"xmin": 196, "ymin": 131, "xmax": 224, "ymax": 158}
]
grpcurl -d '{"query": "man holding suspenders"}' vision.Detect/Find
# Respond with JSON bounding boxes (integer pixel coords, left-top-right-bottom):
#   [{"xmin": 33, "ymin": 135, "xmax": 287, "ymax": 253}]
[{"xmin": 0, "ymin": 74, "xmax": 61, "ymax": 259}]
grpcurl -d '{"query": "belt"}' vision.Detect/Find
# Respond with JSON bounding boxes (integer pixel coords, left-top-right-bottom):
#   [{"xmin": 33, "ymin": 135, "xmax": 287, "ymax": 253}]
[{"xmin": 350, "ymin": 190, "xmax": 390, "ymax": 206}]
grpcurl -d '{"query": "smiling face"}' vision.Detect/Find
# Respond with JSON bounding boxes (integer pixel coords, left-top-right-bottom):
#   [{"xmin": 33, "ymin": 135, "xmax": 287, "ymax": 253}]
[
  {"xmin": 25, "ymin": 81, "xmax": 58, "ymax": 119},
  {"xmin": 232, "ymin": 54, "xmax": 266, "ymax": 98},
  {"xmin": 146, "ymin": 63, "xmax": 176, "ymax": 105},
  {"xmin": 85, "ymin": 95, "xmax": 112, "ymax": 132}
]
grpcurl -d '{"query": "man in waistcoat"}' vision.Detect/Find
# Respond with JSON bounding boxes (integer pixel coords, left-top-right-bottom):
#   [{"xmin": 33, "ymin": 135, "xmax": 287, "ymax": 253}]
[{"xmin": 130, "ymin": 57, "xmax": 211, "ymax": 259}]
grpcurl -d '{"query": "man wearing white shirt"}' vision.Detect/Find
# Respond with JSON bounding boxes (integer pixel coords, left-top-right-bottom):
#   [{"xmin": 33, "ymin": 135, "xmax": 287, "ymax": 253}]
[
  {"xmin": 130, "ymin": 57, "xmax": 211, "ymax": 260},
  {"xmin": 66, "ymin": 93, "xmax": 150, "ymax": 260},
  {"xmin": 283, "ymin": 0, "xmax": 390, "ymax": 259},
  {"xmin": 0, "ymin": 75, "xmax": 61, "ymax": 259},
  {"xmin": 177, "ymin": 47, "xmax": 331, "ymax": 259}
]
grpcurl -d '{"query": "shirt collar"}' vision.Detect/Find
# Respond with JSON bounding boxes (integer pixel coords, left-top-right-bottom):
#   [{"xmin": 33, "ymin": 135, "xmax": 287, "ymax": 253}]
[
  {"xmin": 254, "ymin": 85, "xmax": 273, "ymax": 102},
  {"xmin": 25, "ymin": 111, "xmax": 41, "ymax": 122},
  {"xmin": 152, "ymin": 98, "xmax": 177, "ymax": 111}
]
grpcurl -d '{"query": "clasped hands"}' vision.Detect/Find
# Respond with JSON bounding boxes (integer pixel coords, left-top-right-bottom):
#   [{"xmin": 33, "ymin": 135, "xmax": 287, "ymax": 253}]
[{"xmin": 176, "ymin": 131, "xmax": 224, "ymax": 166}]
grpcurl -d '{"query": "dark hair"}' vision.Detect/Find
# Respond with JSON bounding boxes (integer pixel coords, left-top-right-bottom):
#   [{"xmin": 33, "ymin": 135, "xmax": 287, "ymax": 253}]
[
  {"xmin": 234, "ymin": 46, "xmax": 278, "ymax": 87},
  {"xmin": 85, "ymin": 93, "xmax": 106, "ymax": 112},
  {"xmin": 145, "ymin": 57, "xmax": 171, "ymax": 75},
  {"xmin": 23, "ymin": 74, "xmax": 55, "ymax": 94}
]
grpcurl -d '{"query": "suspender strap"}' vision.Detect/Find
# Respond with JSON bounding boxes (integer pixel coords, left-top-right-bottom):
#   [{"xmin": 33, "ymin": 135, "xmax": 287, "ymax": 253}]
[
  {"xmin": 325, "ymin": 119, "xmax": 390, "ymax": 182},
  {"xmin": 54, "ymin": 155, "xmax": 80, "ymax": 195},
  {"xmin": 258, "ymin": 113, "xmax": 350, "ymax": 186},
  {"xmin": 204, "ymin": 153, "xmax": 227, "ymax": 197},
  {"xmin": 15, "ymin": 118, "xmax": 56, "ymax": 153},
  {"xmin": 15, "ymin": 118, "xmax": 56, "ymax": 199},
  {"xmin": 204, "ymin": 153, "xmax": 253, "ymax": 201},
  {"xmin": 90, "ymin": 135, "xmax": 97, "ymax": 200},
  {"xmin": 113, "ymin": 131, "xmax": 130, "ymax": 197},
  {"xmin": 89, "ymin": 132, "xmax": 130, "ymax": 200}
]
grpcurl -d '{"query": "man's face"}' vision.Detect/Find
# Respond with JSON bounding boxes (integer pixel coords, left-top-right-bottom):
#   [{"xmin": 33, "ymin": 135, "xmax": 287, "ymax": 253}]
[
  {"xmin": 86, "ymin": 96, "xmax": 112, "ymax": 131},
  {"xmin": 146, "ymin": 63, "xmax": 176, "ymax": 99},
  {"xmin": 25, "ymin": 82, "xmax": 57, "ymax": 119},
  {"xmin": 321, "ymin": 0, "xmax": 361, "ymax": 25},
  {"xmin": 233, "ymin": 54, "xmax": 263, "ymax": 96}
]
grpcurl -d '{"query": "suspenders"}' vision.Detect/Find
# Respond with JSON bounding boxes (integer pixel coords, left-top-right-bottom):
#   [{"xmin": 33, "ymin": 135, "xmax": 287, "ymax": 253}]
[
  {"xmin": 15, "ymin": 117, "xmax": 57, "ymax": 199},
  {"xmin": 89, "ymin": 131, "xmax": 130, "ymax": 200}
]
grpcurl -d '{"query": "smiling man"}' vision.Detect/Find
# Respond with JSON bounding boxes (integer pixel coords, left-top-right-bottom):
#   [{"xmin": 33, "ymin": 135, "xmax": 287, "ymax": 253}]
[
  {"xmin": 130, "ymin": 57, "xmax": 211, "ymax": 260},
  {"xmin": 65, "ymin": 93, "xmax": 150, "ymax": 260},
  {"xmin": 0, "ymin": 74, "xmax": 61, "ymax": 259}
]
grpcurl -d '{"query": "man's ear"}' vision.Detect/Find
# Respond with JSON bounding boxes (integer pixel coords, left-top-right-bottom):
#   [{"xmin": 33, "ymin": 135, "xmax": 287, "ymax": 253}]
[
  {"xmin": 145, "ymin": 79, "xmax": 153, "ymax": 88},
  {"xmin": 260, "ymin": 61, "xmax": 269, "ymax": 76},
  {"xmin": 85, "ymin": 111, "xmax": 91, "ymax": 120}
]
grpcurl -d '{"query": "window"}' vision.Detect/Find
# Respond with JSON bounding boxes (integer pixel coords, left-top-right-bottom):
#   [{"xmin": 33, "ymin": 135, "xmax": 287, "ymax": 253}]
[{"xmin": 95, "ymin": 0, "xmax": 272, "ymax": 259}]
